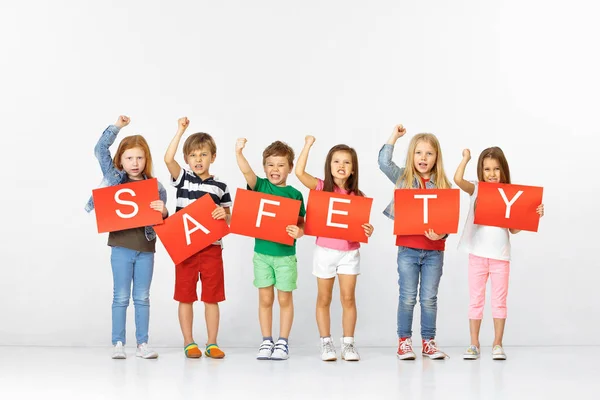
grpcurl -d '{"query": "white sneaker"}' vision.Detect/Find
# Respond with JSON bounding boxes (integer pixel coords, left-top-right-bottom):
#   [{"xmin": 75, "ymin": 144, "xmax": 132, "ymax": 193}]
[
  {"xmin": 256, "ymin": 340, "xmax": 274, "ymax": 360},
  {"xmin": 112, "ymin": 341, "xmax": 126, "ymax": 359},
  {"xmin": 340, "ymin": 337, "xmax": 360, "ymax": 361},
  {"xmin": 492, "ymin": 345, "xmax": 507, "ymax": 360},
  {"xmin": 270, "ymin": 339, "xmax": 290, "ymax": 360},
  {"xmin": 463, "ymin": 345, "xmax": 480, "ymax": 360},
  {"xmin": 320, "ymin": 337, "xmax": 337, "ymax": 361},
  {"xmin": 136, "ymin": 343, "xmax": 158, "ymax": 359}
]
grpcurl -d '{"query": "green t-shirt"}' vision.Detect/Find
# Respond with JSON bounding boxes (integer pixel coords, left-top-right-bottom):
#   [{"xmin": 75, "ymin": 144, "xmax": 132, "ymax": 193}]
[{"xmin": 251, "ymin": 177, "xmax": 306, "ymax": 256}]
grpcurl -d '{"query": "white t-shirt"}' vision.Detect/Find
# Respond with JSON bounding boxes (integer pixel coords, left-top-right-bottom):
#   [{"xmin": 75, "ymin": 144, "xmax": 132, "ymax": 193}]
[{"xmin": 457, "ymin": 182, "xmax": 511, "ymax": 261}]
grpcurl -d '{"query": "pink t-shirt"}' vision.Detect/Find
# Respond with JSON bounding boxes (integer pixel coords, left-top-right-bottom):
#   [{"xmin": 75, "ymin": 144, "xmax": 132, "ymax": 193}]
[{"xmin": 314, "ymin": 178, "xmax": 361, "ymax": 251}]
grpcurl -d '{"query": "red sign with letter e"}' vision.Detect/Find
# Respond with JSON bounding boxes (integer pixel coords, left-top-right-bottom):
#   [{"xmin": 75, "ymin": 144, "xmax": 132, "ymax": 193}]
[
  {"xmin": 92, "ymin": 178, "xmax": 163, "ymax": 233},
  {"xmin": 229, "ymin": 189, "xmax": 301, "ymax": 245},
  {"xmin": 474, "ymin": 182, "xmax": 543, "ymax": 232},
  {"xmin": 393, "ymin": 189, "xmax": 460, "ymax": 235},
  {"xmin": 304, "ymin": 190, "xmax": 373, "ymax": 243},
  {"xmin": 154, "ymin": 195, "xmax": 230, "ymax": 265}
]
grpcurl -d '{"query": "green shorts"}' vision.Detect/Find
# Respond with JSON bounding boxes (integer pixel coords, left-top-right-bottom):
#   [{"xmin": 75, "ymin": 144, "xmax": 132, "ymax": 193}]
[{"xmin": 253, "ymin": 252, "xmax": 298, "ymax": 292}]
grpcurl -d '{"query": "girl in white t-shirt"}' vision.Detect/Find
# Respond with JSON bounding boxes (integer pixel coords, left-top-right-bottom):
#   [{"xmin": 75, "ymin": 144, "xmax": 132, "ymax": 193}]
[
  {"xmin": 295, "ymin": 135, "xmax": 374, "ymax": 362},
  {"xmin": 454, "ymin": 147, "xmax": 544, "ymax": 360}
]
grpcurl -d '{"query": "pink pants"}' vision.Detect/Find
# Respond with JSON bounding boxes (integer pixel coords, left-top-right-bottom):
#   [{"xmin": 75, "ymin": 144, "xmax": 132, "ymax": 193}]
[{"xmin": 468, "ymin": 254, "xmax": 510, "ymax": 319}]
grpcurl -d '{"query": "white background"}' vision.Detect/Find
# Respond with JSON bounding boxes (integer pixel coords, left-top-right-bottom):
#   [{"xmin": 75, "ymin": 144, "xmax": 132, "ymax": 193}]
[{"xmin": 0, "ymin": 0, "xmax": 597, "ymax": 347}]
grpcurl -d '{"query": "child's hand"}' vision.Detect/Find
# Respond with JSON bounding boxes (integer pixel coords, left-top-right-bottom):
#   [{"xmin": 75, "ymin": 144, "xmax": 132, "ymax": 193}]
[
  {"xmin": 362, "ymin": 223, "xmax": 374, "ymax": 238},
  {"xmin": 178, "ymin": 117, "xmax": 190, "ymax": 132},
  {"xmin": 305, "ymin": 135, "xmax": 316, "ymax": 146},
  {"xmin": 393, "ymin": 124, "xmax": 407, "ymax": 139},
  {"xmin": 286, "ymin": 225, "xmax": 303, "ymax": 239},
  {"xmin": 212, "ymin": 206, "xmax": 227, "ymax": 220},
  {"xmin": 462, "ymin": 149, "xmax": 471, "ymax": 162},
  {"xmin": 536, "ymin": 204, "xmax": 544, "ymax": 217},
  {"xmin": 115, "ymin": 115, "xmax": 130, "ymax": 129},
  {"xmin": 236, "ymin": 138, "xmax": 247, "ymax": 154},
  {"xmin": 150, "ymin": 200, "xmax": 166, "ymax": 216},
  {"xmin": 424, "ymin": 229, "xmax": 444, "ymax": 241}
]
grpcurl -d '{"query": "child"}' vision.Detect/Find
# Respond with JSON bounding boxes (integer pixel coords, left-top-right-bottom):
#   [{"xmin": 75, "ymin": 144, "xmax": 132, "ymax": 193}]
[
  {"xmin": 295, "ymin": 135, "xmax": 374, "ymax": 361},
  {"xmin": 85, "ymin": 115, "xmax": 167, "ymax": 359},
  {"xmin": 454, "ymin": 147, "xmax": 544, "ymax": 360},
  {"xmin": 378, "ymin": 124, "xmax": 452, "ymax": 360},
  {"xmin": 164, "ymin": 117, "xmax": 232, "ymax": 359},
  {"xmin": 235, "ymin": 138, "xmax": 306, "ymax": 361}
]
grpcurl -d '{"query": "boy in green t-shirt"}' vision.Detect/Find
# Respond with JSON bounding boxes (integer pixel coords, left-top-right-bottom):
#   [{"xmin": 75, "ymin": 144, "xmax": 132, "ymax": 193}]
[{"xmin": 235, "ymin": 138, "xmax": 306, "ymax": 361}]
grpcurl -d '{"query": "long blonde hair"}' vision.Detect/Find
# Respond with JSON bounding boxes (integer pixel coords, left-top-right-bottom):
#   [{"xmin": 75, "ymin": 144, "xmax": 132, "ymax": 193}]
[{"xmin": 398, "ymin": 133, "xmax": 451, "ymax": 189}]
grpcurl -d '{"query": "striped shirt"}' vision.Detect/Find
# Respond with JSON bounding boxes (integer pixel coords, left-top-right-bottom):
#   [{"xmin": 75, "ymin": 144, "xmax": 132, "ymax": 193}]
[{"xmin": 171, "ymin": 169, "xmax": 232, "ymax": 212}]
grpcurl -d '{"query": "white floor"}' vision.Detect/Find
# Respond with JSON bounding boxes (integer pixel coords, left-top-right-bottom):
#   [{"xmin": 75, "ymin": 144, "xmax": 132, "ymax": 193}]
[{"xmin": 0, "ymin": 346, "xmax": 598, "ymax": 400}]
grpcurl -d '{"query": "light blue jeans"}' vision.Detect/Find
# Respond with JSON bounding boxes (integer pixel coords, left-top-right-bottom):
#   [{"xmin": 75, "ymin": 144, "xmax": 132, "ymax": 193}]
[
  {"xmin": 397, "ymin": 246, "xmax": 444, "ymax": 339},
  {"xmin": 110, "ymin": 246, "xmax": 154, "ymax": 345}
]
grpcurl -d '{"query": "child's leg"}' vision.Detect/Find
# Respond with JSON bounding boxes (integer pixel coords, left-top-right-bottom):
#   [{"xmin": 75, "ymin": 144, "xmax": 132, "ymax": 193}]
[
  {"xmin": 258, "ymin": 287, "xmax": 275, "ymax": 337},
  {"xmin": 277, "ymin": 290, "xmax": 294, "ymax": 339},
  {"xmin": 316, "ymin": 278, "xmax": 335, "ymax": 337},
  {"xmin": 110, "ymin": 247, "xmax": 134, "ymax": 345},
  {"xmin": 489, "ymin": 259, "xmax": 510, "ymax": 347},
  {"xmin": 197, "ymin": 245, "xmax": 226, "ymax": 348},
  {"xmin": 397, "ymin": 247, "xmax": 421, "ymax": 339},
  {"xmin": 204, "ymin": 303, "xmax": 220, "ymax": 344},
  {"xmin": 468, "ymin": 254, "xmax": 491, "ymax": 348},
  {"xmin": 338, "ymin": 274, "xmax": 358, "ymax": 337},
  {"xmin": 178, "ymin": 303, "xmax": 195, "ymax": 345},
  {"xmin": 419, "ymin": 250, "xmax": 444, "ymax": 340},
  {"xmin": 272, "ymin": 254, "xmax": 298, "ymax": 339},
  {"xmin": 131, "ymin": 251, "xmax": 154, "ymax": 345},
  {"xmin": 174, "ymin": 251, "xmax": 202, "ymax": 348}
]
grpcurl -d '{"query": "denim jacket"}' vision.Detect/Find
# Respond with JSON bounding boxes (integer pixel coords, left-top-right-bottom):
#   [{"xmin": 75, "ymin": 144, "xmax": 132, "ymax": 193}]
[
  {"xmin": 378, "ymin": 144, "xmax": 438, "ymax": 221},
  {"xmin": 84, "ymin": 125, "xmax": 167, "ymax": 241}
]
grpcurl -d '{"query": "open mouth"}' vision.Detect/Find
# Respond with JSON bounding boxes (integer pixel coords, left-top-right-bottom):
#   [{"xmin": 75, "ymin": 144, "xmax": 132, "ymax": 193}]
[
  {"xmin": 336, "ymin": 169, "xmax": 346, "ymax": 175},
  {"xmin": 418, "ymin": 162, "xmax": 428, "ymax": 169},
  {"xmin": 194, "ymin": 164, "xmax": 203, "ymax": 170},
  {"xmin": 270, "ymin": 173, "xmax": 281, "ymax": 180}
]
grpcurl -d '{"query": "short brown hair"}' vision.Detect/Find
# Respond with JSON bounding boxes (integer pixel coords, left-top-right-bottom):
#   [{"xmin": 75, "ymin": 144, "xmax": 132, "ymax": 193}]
[
  {"xmin": 183, "ymin": 133, "xmax": 217, "ymax": 160},
  {"xmin": 262, "ymin": 140, "xmax": 295, "ymax": 167},
  {"xmin": 477, "ymin": 146, "xmax": 511, "ymax": 184},
  {"xmin": 114, "ymin": 135, "xmax": 154, "ymax": 178}
]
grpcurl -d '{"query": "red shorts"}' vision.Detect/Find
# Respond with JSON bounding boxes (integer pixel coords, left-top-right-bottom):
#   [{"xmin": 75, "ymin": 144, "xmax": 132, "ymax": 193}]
[{"xmin": 174, "ymin": 245, "xmax": 225, "ymax": 303}]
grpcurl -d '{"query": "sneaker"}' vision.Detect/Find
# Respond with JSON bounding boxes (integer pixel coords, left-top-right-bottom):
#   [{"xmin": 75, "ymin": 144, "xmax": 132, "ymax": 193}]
[
  {"xmin": 397, "ymin": 337, "xmax": 416, "ymax": 360},
  {"xmin": 270, "ymin": 339, "xmax": 290, "ymax": 361},
  {"xmin": 340, "ymin": 337, "xmax": 360, "ymax": 361},
  {"xmin": 256, "ymin": 340, "xmax": 274, "ymax": 360},
  {"xmin": 320, "ymin": 337, "xmax": 337, "ymax": 361},
  {"xmin": 492, "ymin": 345, "xmax": 507, "ymax": 360},
  {"xmin": 463, "ymin": 345, "xmax": 480, "ymax": 360},
  {"xmin": 136, "ymin": 343, "xmax": 158, "ymax": 359},
  {"xmin": 422, "ymin": 339, "xmax": 448, "ymax": 360},
  {"xmin": 112, "ymin": 341, "xmax": 126, "ymax": 359}
]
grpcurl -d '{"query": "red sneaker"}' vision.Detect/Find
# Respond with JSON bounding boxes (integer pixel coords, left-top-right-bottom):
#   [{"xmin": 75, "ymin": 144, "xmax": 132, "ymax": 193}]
[
  {"xmin": 422, "ymin": 339, "xmax": 447, "ymax": 359},
  {"xmin": 397, "ymin": 337, "xmax": 416, "ymax": 360}
]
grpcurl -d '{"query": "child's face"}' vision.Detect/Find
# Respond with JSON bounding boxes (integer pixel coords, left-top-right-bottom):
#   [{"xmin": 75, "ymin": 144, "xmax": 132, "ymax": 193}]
[
  {"xmin": 482, "ymin": 158, "xmax": 502, "ymax": 183},
  {"xmin": 263, "ymin": 155, "xmax": 291, "ymax": 186},
  {"xmin": 330, "ymin": 150, "xmax": 353, "ymax": 183},
  {"xmin": 186, "ymin": 145, "xmax": 215, "ymax": 179},
  {"xmin": 413, "ymin": 140, "xmax": 437, "ymax": 179},
  {"xmin": 121, "ymin": 147, "xmax": 146, "ymax": 180}
]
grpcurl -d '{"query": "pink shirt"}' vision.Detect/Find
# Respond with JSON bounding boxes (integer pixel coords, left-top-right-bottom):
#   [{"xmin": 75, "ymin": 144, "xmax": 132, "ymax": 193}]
[{"xmin": 314, "ymin": 179, "xmax": 361, "ymax": 251}]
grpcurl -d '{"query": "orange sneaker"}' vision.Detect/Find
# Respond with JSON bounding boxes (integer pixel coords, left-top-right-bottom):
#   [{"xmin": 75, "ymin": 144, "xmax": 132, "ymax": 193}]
[
  {"xmin": 184, "ymin": 342, "xmax": 202, "ymax": 358},
  {"xmin": 205, "ymin": 344, "xmax": 225, "ymax": 359}
]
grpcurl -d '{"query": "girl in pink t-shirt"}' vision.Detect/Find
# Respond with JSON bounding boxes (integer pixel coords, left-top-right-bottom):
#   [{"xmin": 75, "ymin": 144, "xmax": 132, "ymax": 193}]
[{"xmin": 295, "ymin": 135, "xmax": 374, "ymax": 362}]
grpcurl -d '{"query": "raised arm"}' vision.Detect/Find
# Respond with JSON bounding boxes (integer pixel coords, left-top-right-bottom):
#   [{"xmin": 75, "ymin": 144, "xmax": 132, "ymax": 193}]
[
  {"xmin": 453, "ymin": 149, "xmax": 475, "ymax": 195},
  {"xmin": 378, "ymin": 124, "xmax": 406, "ymax": 183},
  {"xmin": 94, "ymin": 115, "xmax": 129, "ymax": 176},
  {"xmin": 164, "ymin": 117, "xmax": 189, "ymax": 180},
  {"xmin": 235, "ymin": 138, "xmax": 258, "ymax": 189},
  {"xmin": 294, "ymin": 135, "xmax": 319, "ymax": 190}
]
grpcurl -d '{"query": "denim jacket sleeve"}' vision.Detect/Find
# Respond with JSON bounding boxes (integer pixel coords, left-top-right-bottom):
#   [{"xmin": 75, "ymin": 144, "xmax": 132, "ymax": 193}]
[
  {"xmin": 94, "ymin": 125, "xmax": 121, "ymax": 177},
  {"xmin": 378, "ymin": 144, "xmax": 404, "ymax": 185}
]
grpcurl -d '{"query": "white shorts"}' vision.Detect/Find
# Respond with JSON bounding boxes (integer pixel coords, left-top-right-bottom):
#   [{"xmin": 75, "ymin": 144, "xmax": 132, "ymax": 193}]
[{"xmin": 312, "ymin": 245, "xmax": 361, "ymax": 279}]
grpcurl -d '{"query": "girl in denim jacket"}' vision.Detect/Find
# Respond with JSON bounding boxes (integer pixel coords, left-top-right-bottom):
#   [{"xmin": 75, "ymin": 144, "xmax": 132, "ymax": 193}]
[
  {"xmin": 378, "ymin": 124, "xmax": 452, "ymax": 360},
  {"xmin": 86, "ymin": 116, "xmax": 168, "ymax": 359}
]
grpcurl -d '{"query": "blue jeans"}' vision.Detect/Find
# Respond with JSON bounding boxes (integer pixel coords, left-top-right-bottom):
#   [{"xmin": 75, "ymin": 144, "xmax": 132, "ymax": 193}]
[
  {"xmin": 397, "ymin": 246, "xmax": 444, "ymax": 339},
  {"xmin": 110, "ymin": 246, "xmax": 154, "ymax": 345}
]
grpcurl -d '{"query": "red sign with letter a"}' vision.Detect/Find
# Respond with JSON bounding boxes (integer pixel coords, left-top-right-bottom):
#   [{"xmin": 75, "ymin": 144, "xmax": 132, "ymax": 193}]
[
  {"xmin": 92, "ymin": 178, "xmax": 163, "ymax": 233},
  {"xmin": 304, "ymin": 190, "xmax": 373, "ymax": 243},
  {"xmin": 393, "ymin": 189, "xmax": 460, "ymax": 235},
  {"xmin": 474, "ymin": 182, "xmax": 543, "ymax": 232},
  {"xmin": 154, "ymin": 195, "xmax": 230, "ymax": 265},
  {"xmin": 229, "ymin": 189, "xmax": 301, "ymax": 245}
]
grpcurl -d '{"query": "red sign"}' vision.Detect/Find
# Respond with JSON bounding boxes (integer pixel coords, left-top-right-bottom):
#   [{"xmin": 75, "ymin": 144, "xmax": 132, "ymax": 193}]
[
  {"xmin": 229, "ymin": 189, "xmax": 302, "ymax": 245},
  {"xmin": 92, "ymin": 178, "xmax": 163, "ymax": 233},
  {"xmin": 474, "ymin": 182, "xmax": 543, "ymax": 232},
  {"xmin": 154, "ymin": 195, "xmax": 230, "ymax": 265},
  {"xmin": 304, "ymin": 190, "xmax": 373, "ymax": 243},
  {"xmin": 393, "ymin": 189, "xmax": 460, "ymax": 235}
]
